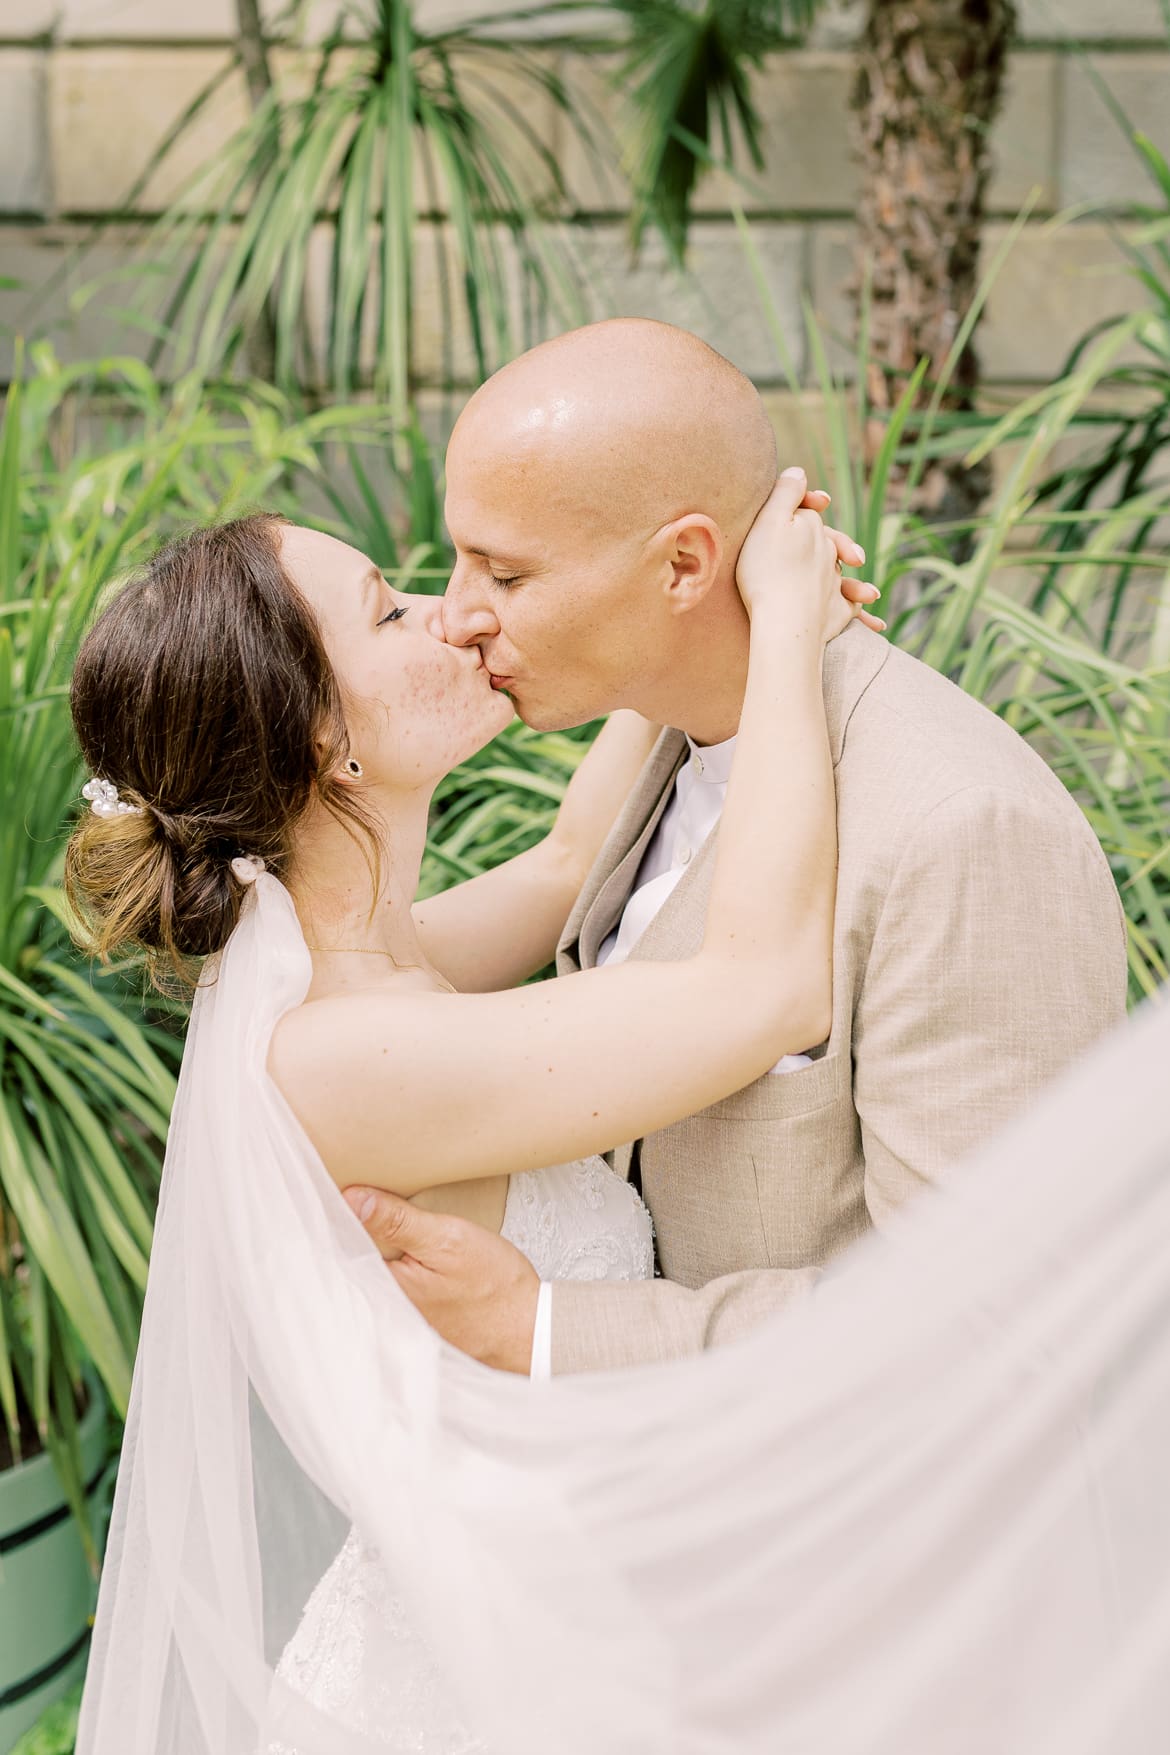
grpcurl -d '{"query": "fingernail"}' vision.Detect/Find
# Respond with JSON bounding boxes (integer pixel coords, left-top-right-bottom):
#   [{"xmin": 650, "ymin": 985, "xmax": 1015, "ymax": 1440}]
[
  {"xmin": 781, "ymin": 466, "xmax": 804, "ymax": 479},
  {"xmin": 866, "ymin": 585, "xmax": 881, "ymax": 600},
  {"xmin": 854, "ymin": 546, "xmax": 866, "ymax": 563},
  {"xmin": 345, "ymin": 1188, "xmax": 377, "ymax": 1221}
]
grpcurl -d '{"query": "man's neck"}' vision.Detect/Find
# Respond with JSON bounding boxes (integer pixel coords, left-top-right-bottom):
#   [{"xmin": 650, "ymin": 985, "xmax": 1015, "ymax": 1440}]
[{"xmin": 637, "ymin": 602, "xmax": 750, "ymax": 747}]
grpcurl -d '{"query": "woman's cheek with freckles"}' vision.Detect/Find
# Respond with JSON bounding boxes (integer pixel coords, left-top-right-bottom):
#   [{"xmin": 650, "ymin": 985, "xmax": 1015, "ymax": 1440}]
[{"xmin": 403, "ymin": 656, "xmax": 499, "ymax": 749}]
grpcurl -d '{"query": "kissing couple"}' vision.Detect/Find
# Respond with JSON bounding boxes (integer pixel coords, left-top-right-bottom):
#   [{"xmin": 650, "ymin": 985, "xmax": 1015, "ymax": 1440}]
[{"xmin": 73, "ymin": 320, "xmax": 1150, "ymax": 1755}]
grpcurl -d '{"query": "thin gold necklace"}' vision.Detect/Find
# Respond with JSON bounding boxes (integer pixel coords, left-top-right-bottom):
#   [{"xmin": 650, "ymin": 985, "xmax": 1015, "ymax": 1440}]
[
  {"xmin": 305, "ymin": 944, "xmax": 456, "ymax": 993},
  {"xmin": 305, "ymin": 943, "xmax": 397, "ymax": 958}
]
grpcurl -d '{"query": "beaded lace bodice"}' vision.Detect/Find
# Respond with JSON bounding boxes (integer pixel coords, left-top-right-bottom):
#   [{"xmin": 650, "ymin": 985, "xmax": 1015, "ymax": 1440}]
[
  {"xmin": 269, "ymin": 1157, "xmax": 653, "ymax": 1753},
  {"xmin": 500, "ymin": 1156, "xmax": 655, "ymax": 1286}
]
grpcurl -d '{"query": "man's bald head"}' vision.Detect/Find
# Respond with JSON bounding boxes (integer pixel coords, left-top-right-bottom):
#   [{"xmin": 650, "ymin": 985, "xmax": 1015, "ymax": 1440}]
[
  {"xmin": 441, "ymin": 321, "xmax": 779, "ymax": 734},
  {"xmin": 449, "ymin": 319, "xmax": 777, "ymax": 548}
]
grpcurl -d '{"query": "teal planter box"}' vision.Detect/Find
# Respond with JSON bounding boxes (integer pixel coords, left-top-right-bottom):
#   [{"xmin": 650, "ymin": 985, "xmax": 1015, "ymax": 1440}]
[{"xmin": 0, "ymin": 1394, "xmax": 109, "ymax": 1753}]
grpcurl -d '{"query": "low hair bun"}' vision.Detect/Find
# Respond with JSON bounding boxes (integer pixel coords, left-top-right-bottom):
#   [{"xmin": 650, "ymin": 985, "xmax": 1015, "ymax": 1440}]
[
  {"xmin": 159, "ymin": 836, "xmax": 242, "ymax": 960},
  {"xmin": 64, "ymin": 798, "xmax": 244, "ymax": 987},
  {"xmin": 67, "ymin": 512, "xmax": 378, "ymax": 991},
  {"xmin": 146, "ymin": 803, "xmax": 193, "ymax": 853}
]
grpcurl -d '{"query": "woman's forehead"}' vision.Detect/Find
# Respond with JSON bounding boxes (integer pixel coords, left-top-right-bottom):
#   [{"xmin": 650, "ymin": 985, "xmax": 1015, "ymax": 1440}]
[{"xmin": 278, "ymin": 525, "xmax": 371, "ymax": 602}]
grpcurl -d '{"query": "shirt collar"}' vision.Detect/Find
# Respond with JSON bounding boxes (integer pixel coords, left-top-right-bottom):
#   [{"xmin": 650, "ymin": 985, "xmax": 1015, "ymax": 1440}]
[{"xmin": 684, "ymin": 731, "xmax": 736, "ymax": 786}]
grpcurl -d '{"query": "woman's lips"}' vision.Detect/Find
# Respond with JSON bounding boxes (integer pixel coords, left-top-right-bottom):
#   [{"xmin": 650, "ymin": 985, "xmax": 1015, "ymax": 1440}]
[{"xmin": 488, "ymin": 673, "xmax": 514, "ymax": 691}]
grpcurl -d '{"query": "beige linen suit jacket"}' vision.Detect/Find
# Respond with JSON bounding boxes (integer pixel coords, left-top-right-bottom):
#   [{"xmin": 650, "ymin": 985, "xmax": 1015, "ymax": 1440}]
[{"xmin": 552, "ymin": 623, "xmax": 1128, "ymax": 1372}]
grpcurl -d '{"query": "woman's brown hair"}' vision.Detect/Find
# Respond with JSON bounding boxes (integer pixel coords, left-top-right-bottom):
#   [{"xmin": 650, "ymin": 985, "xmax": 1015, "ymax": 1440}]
[{"xmin": 66, "ymin": 514, "xmax": 373, "ymax": 990}]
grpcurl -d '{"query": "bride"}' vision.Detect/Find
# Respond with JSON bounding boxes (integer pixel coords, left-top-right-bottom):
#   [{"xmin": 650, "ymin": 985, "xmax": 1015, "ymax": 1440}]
[{"xmin": 69, "ymin": 474, "xmax": 865, "ymax": 1751}]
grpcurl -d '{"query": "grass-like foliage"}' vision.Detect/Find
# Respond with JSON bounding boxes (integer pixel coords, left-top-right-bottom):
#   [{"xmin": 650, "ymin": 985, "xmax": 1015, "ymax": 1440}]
[
  {"xmin": 735, "ymin": 198, "xmax": 1169, "ymax": 1002},
  {"xmin": 131, "ymin": 0, "xmax": 602, "ymax": 402},
  {"xmin": 9, "ymin": 1683, "xmax": 81, "ymax": 1755},
  {"xmin": 0, "ymin": 348, "xmax": 426, "ymax": 1554}
]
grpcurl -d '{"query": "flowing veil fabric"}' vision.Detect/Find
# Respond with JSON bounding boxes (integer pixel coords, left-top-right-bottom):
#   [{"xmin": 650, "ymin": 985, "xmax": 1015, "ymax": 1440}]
[{"xmin": 77, "ymin": 874, "xmax": 1170, "ymax": 1755}]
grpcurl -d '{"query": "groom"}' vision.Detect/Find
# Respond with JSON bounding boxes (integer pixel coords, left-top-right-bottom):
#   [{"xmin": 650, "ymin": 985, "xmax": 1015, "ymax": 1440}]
[{"xmin": 346, "ymin": 319, "xmax": 1127, "ymax": 1374}]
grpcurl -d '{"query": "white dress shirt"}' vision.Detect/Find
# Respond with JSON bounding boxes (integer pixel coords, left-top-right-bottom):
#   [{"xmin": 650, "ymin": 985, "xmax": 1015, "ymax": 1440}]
[{"xmin": 529, "ymin": 733, "xmax": 812, "ymax": 1378}]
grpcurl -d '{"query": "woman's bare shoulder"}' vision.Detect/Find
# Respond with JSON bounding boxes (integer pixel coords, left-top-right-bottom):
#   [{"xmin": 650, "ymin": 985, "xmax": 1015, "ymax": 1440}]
[{"xmin": 268, "ymin": 984, "xmax": 441, "ymax": 1082}]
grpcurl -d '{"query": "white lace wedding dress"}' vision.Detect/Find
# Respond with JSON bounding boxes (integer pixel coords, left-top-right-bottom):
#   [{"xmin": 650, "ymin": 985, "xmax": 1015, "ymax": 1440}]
[{"xmin": 269, "ymin": 1158, "xmax": 655, "ymax": 1753}]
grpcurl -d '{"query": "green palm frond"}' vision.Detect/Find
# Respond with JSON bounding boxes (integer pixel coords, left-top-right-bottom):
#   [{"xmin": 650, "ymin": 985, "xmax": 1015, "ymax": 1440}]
[
  {"xmin": 423, "ymin": 722, "xmax": 599, "ymax": 892},
  {"xmin": 129, "ymin": 0, "xmax": 606, "ymax": 399},
  {"xmin": 614, "ymin": 0, "xmax": 822, "ymax": 261}
]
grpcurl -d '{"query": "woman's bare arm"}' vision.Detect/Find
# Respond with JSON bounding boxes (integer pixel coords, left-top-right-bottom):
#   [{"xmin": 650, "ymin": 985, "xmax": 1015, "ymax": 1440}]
[{"xmin": 410, "ymin": 711, "xmax": 662, "ymax": 993}]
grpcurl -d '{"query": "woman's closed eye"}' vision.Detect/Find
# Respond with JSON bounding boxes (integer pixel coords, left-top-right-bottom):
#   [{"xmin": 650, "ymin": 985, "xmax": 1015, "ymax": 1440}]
[{"xmin": 377, "ymin": 606, "xmax": 409, "ymax": 627}]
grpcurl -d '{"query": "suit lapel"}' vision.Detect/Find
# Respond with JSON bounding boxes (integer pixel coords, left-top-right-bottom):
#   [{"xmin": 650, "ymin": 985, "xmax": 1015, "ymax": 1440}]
[
  {"xmin": 559, "ymin": 730, "xmax": 687, "ymax": 973},
  {"xmin": 623, "ymin": 826, "xmax": 716, "ymax": 964},
  {"xmin": 557, "ymin": 624, "xmax": 893, "ymax": 975},
  {"xmin": 824, "ymin": 621, "xmax": 890, "ymax": 766}
]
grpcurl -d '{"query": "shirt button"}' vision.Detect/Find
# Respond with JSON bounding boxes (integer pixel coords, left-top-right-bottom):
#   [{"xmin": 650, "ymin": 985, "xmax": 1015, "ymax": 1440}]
[
  {"xmin": 679, "ymin": 846, "xmax": 692, "ymax": 866},
  {"xmin": 693, "ymin": 754, "xmax": 705, "ymax": 776}
]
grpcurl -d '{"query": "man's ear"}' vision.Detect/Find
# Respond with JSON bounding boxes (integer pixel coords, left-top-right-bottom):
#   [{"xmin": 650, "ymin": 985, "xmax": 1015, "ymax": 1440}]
[{"xmin": 656, "ymin": 514, "xmax": 724, "ymax": 613}]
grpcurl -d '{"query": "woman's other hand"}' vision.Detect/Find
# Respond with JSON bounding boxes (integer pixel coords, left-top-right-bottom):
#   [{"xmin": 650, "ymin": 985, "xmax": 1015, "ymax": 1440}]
[{"xmin": 738, "ymin": 467, "xmax": 885, "ymax": 636}]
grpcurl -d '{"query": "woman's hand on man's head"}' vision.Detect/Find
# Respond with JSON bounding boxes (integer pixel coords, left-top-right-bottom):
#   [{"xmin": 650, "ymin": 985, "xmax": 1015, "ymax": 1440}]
[{"xmin": 738, "ymin": 467, "xmax": 885, "ymax": 636}]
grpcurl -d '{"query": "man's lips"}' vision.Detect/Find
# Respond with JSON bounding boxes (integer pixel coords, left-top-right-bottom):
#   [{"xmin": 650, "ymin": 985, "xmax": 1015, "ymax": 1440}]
[{"xmin": 488, "ymin": 672, "xmax": 514, "ymax": 691}]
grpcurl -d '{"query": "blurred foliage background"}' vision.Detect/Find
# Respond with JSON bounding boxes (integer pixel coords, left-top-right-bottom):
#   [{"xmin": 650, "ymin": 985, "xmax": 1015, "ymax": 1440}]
[{"xmin": 0, "ymin": 2, "xmax": 1167, "ymax": 1746}]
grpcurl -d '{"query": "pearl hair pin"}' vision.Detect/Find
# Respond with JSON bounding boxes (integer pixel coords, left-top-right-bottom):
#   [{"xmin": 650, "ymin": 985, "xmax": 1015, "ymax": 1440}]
[{"xmin": 82, "ymin": 777, "xmax": 142, "ymax": 819}]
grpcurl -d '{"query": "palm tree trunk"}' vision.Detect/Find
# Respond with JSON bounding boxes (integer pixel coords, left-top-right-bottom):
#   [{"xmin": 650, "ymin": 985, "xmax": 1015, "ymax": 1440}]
[{"xmin": 852, "ymin": 0, "xmax": 1017, "ymax": 533}]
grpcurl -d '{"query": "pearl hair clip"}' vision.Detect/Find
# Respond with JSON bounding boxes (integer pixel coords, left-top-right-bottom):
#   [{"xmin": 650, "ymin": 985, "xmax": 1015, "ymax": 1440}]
[
  {"xmin": 230, "ymin": 855, "xmax": 266, "ymax": 886},
  {"xmin": 82, "ymin": 777, "xmax": 142, "ymax": 819}
]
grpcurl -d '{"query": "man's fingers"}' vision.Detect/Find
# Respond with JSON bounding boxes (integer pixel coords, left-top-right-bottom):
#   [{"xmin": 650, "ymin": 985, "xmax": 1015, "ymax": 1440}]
[
  {"xmin": 388, "ymin": 1258, "xmax": 426, "ymax": 1294},
  {"xmin": 344, "ymin": 1185, "xmax": 444, "ymax": 1263}
]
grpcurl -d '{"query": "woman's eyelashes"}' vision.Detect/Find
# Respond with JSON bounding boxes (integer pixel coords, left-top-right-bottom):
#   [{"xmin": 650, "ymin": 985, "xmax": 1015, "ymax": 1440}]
[{"xmin": 377, "ymin": 605, "xmax": 409, "ymax": 627}]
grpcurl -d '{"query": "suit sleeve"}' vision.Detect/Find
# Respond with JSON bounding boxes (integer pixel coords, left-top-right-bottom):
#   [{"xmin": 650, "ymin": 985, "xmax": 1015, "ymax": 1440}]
[
  {"xmin": 550, "ymin": 785, "xmax": 1128, "ymax": 1375},
  {"xmin": 550, "ymin": 1264, "xmax": 822, "ymax": 1372},
  {"xmin": 854, "ymin": 785, "xmax": 1127, "ymax": 1229}
]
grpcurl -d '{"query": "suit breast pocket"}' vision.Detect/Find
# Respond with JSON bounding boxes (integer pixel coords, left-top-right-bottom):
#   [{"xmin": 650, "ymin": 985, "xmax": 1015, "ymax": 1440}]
[
  {"xmin": 640, "ymin": 1055, "xmax": 861, "ymax": 1282},
  {"xmin": 702, "ymin": 1051, "xmax": 846, "ymax": 1122}
]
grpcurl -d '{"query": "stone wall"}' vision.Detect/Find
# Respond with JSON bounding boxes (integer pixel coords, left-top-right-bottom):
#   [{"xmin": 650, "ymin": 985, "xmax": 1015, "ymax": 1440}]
[{"xmin": 1, "ymin": 0, "xmax": 1167, "ymax": 398}]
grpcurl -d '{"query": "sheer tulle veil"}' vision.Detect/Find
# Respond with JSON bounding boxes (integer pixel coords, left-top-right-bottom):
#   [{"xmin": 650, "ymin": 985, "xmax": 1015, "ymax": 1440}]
[{"xmin": 76, "ymin": 872, "xmax": 1170, "ymax": 1754}]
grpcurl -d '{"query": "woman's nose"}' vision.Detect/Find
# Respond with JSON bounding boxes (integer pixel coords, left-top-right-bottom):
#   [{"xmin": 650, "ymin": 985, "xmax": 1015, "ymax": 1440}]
[
  {"xmin": 389, "ymin": 590, "xmax": 445, "ymax": 643},
  {"xmin": 441, "ymin": 575, "xmax": 500, "ymax": 648}
]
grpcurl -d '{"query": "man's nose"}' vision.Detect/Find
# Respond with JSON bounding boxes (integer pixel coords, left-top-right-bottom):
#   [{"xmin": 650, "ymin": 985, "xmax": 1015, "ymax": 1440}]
[{"xmin": 441, "ymin": 574, "xmax": 500, "ymax": 648}]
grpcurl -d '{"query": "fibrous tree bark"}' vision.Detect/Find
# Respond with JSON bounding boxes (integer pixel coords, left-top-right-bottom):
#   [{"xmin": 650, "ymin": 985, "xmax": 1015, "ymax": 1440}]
[{"xmin": 852, "ymin": 0, "xmax": 1017, "ymax": 530}]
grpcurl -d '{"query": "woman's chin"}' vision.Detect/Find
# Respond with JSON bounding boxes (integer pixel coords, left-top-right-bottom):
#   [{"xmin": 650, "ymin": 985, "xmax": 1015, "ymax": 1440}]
[
  {"xmin": 487, "ymin": 688, "xmax": 518, "ymax": 732},
  {"xmin": 457, "ymin": 697, "xmax": 516, "ymax": 765}
]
